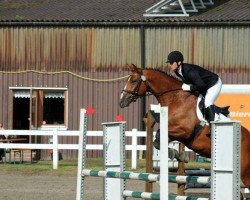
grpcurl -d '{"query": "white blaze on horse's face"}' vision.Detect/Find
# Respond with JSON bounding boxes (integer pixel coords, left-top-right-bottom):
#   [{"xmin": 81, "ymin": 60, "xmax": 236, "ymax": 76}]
[{"xmin": 120, "ymin": 76, "xmax": 131, "ymax": 100}]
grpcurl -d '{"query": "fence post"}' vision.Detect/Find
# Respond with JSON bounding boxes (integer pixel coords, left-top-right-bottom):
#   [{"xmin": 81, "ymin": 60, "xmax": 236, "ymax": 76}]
[
  {"xmin": 131, "ymin": 129, "xmax": 137, "ymax": 169},
  {"xmin": 144, "ymin": 111, "xmax": 155, "ymax": 192},
  {"xmin": 53, "ymin": 128, "xmax": 58, "ymax": 170},
  {"xmin": 76, "ymin": 109, "xmax": 87, "ymax": 200},
  {"xmin": 177, "ymin": 143, "xmax": 185, "ymax": 195},
  {"xmin": 160, "ymin": 107, "xmax": 168, "ymax": 200},
  {"xmin": 211, "ymin": 121, "xmax": 241, "ymax": 200},
  {"xmin": 102, "ymin": 122, "xmax": 126, "ymax": 200}
]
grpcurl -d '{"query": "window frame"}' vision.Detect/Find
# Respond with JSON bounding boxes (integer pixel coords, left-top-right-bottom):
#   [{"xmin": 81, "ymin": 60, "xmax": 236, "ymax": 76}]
[{"xmin": 10, "ymin": 87, "xmax": 68, "ymax": 130}]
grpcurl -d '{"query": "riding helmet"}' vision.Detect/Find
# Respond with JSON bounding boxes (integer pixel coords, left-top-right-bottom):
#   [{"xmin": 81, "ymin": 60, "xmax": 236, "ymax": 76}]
[{"xmin": 166, "ymin": 51, "xmax": 184, "ymax": 63}]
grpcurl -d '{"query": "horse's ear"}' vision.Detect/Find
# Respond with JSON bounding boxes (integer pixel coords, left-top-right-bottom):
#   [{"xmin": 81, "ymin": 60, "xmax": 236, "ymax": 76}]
[{"xmin": 128, "ymin": 64, "xmax": 141, "ymax": 73}]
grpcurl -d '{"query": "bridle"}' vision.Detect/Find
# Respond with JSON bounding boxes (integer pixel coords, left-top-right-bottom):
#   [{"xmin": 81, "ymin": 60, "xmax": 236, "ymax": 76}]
[
  {"xmin": 122, "ymin": 70, "xmax": 182, "ymax": 101},
  {"xmin": 121, "ymin": 73, "xmax": 146, "ymax": 102}
]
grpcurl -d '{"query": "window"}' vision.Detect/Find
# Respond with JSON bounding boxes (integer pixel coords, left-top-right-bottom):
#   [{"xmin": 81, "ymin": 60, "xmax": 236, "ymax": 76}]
[
  {"xmin": 43, "ymin": 92, "xmax": 65, "ymax": 125},
  {"xmin": 12, "ymin": 89, "xmax": 68, "ymax": 129}
]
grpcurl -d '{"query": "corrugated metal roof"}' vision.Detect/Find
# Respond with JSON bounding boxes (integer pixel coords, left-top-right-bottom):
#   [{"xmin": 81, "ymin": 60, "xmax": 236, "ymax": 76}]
[{"xmin": 0, "ymin": 0, "xmax": 249, "ymax": 23}]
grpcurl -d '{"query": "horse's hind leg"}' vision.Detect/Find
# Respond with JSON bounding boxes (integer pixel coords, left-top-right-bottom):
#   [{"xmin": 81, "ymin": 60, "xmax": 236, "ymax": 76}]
[
  {"xmin": 153, "ymin": 129, "xmax": 189, "ymax": 163},
  {"xmin": 166, "ymin": 147, "xmax": 189, "ymax": 163},
  {"xmin": 240, "ymin": 128, "xmax": 250, "ymax": 191}
]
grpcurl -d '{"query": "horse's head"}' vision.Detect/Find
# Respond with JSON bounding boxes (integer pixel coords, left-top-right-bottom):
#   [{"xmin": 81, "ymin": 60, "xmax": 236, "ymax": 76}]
[{"xmin": 120, "ymin": 64, "xmax": 148, "ymax": 108}]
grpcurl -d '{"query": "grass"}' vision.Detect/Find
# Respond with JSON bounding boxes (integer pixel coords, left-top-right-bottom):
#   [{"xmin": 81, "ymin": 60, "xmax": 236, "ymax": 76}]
[
  {"xmin": 186, "ymin": 161, "xmax": 210, "ymax": 169},
  {"xmin": 0, "ymin": 159, "xmax": 78, "ymax": 175},
  {"xmin": 0, "ymin": 158, "xmax": 210, "ymax": 175},
  {"xmin": 0, "ymin": 158, "xmax": 146, "ymax": 175}
]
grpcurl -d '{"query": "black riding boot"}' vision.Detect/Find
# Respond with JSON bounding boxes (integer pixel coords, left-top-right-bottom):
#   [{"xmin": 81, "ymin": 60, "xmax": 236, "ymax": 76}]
[
  {"xmin": 153, "ymin": 129, "xmax": 160, "ymax": 150},
  {"xmin": 205, "ymin": 105, "xmax": 215, "ymax": 126}
]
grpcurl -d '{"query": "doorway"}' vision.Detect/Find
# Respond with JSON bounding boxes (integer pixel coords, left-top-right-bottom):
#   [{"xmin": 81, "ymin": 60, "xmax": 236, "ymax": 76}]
[{"xmin": 13, "ymin": 98, "xmax": 30, "ymax": 130}]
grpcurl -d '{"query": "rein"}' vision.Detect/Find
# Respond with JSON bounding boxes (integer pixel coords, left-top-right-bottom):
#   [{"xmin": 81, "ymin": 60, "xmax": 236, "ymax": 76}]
[
  {"xmin": 153, "ymin": 88, "xmax": 182, "ymax": 97},
  {"xmin": 122, "ymin": 71, "xmax": 182, "ymax": 100}
]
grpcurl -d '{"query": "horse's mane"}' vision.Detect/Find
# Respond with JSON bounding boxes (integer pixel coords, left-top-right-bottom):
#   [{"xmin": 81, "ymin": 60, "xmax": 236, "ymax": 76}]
[{"xmin": 145, "ymin": 68, "xmax": 182, "ymax": 83}]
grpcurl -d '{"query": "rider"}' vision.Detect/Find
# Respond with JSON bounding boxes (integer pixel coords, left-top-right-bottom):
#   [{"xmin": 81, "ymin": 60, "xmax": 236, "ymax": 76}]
[{"xmin": 166, "ymin": 51, "xmax": 222, "ymax": 125}]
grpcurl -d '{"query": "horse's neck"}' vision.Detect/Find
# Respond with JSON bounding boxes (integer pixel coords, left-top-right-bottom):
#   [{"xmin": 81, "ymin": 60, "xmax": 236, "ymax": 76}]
[
  {"xmin": 157, "ymin": 89, "xmax": 194, "ymax": 106},
  {"xmin": 144, "ymin": 70, "xmax": 182, "ymax": 100},
  {"xmin": 144, "ymin": 70, "xmax": 197, "ymax": 108}
]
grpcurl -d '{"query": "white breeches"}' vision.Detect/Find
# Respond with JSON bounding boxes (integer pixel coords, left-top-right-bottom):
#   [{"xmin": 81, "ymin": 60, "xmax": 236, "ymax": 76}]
[{"xmin": 204, "ymin": 78, "xmax": 222, "ymax": 108}]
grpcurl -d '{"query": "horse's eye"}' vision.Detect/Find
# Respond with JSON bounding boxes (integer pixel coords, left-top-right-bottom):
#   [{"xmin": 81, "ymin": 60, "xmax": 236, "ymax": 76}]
[{"xmin": 131, "ymin": 80, "xmax": 138, "ymax": 84}]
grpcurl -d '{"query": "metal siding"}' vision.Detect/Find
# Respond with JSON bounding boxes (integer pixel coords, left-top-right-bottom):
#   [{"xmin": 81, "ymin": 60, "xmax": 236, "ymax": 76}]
[
  {"xmin": 145, "ymin": 27, "xmax": 194, "ymax": 68},
  {"xmin": 1, "ymin": 26, "xmax": 248, "ymax": 72},
  {"xmin": 193, "ymin": 27, "xmax": 250, "ymax": 70},
  {"xmin": 145, "ymin": 26, "xmax": 250, "ymax": 71},
  {"xmin": 0, "ymin": 27, "xmax": 140, "ymax": 71}
]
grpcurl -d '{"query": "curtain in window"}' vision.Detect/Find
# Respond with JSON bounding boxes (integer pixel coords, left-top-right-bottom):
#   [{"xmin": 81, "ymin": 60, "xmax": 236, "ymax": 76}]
[
  {"xmin": 44, "ymin": 93, "xmax": 64, "ymax": 99},
  {"xmin": 13, "ymin": 90, "xmax": 30, "ymax": 98}
]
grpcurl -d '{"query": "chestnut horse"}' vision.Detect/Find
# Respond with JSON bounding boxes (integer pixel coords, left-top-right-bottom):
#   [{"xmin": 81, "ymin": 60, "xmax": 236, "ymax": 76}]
[{"xmin": 120, "ymin": 64, "xmax": 250, "ymax": 190}]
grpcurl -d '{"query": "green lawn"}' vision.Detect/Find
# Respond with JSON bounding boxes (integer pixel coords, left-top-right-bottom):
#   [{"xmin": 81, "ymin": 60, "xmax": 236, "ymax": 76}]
[
  {"xmin": 0, "ymin": 158, "xmax": 210, "ymax": 175},
  {"xmin": 0, "ymin": 159, "xmax": 78, "ymax": 175},
  {"xmin": 0, "ymin": 158, "xmax": 144, "ymax": 175}
]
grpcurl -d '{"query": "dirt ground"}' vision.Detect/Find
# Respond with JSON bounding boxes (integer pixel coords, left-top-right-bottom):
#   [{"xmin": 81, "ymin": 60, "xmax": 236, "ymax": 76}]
[{"xmin": 0, "ymin": 171, "xmax": 211, "ymax": 200}]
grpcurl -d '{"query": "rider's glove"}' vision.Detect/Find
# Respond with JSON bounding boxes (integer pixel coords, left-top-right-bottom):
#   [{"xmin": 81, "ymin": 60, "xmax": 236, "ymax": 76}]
[{"xmin": 182, "ymin": 84, "xmax": 191, "ymax": 91}]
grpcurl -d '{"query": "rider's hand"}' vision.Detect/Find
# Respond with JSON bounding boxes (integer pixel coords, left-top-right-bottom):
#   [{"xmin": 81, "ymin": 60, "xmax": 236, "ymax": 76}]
[{"xmin": 182, "ymin": 84, "xmax": 191, "ymax": 91}]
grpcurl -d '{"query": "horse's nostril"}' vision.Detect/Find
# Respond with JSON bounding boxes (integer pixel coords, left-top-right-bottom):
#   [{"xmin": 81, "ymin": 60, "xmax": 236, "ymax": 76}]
[{"xmin": 120, "ymin": 101, "xmax": 125, "ymax": 108}]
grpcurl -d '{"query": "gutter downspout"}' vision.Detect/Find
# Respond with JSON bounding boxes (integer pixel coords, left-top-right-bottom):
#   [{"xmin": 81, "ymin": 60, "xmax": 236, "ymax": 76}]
[{"xmin": 140, "ymin": 25, "xmax": 146, "ymax": 132}]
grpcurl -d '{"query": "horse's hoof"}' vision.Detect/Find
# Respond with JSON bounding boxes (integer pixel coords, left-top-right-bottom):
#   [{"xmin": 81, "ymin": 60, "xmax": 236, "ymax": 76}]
[
  {"xmin": 168, "ymin": 148, "xmax": 176, "ymax": 160},
  {"xmin": 179, "ymin": 152, "xmax": 189, "ymax": 163},
  {"xmin": 153, "ymin": 141, "xmax": 160, "ymax": 150}
]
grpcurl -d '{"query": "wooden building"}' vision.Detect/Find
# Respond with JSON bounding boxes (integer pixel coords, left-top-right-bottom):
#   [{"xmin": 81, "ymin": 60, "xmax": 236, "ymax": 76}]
[{"xmin": 0, "ymin": 0, "xmax": 249, "ymax": 159}]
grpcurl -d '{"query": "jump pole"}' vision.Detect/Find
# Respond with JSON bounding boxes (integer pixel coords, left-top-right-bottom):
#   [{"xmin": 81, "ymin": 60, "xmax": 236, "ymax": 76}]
[{"xmin": 211, "ymin": 121, "xmax": 241, "ymax": 200}]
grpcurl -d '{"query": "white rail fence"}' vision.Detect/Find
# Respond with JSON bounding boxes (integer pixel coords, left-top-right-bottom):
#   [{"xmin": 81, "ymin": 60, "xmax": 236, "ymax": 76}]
[{"xmin": 0, "ymin": 129, "xmax": 190, "ymax": 169}]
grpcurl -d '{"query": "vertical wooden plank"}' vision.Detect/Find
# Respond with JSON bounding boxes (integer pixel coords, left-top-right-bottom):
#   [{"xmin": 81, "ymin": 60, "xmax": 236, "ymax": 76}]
[
  {"xmin": 144, "ymin": 111, "xmax": 155, "ymax": 193},
  {"xmin": 177, "ymin": 143, "xmax": 185, "ymax": 195}
]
